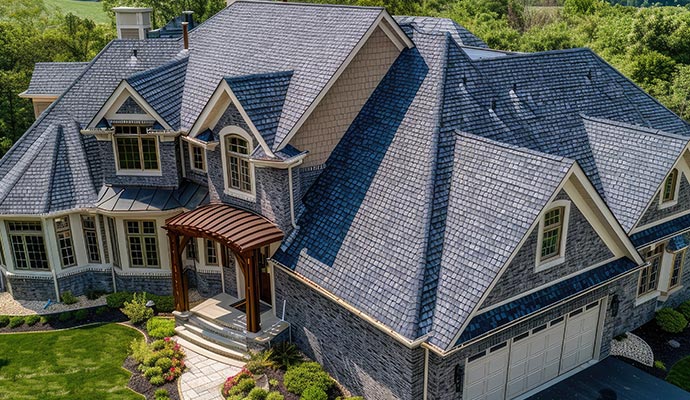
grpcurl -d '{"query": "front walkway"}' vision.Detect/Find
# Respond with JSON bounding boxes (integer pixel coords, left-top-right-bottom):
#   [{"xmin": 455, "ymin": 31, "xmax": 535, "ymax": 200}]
[
  {"xmin": 178, "ymin": 338, "xmax": 244, "ymax": 400},
  {"xmin": 528, "ymin": 357, "xmax": 690, "ymax": 400}
]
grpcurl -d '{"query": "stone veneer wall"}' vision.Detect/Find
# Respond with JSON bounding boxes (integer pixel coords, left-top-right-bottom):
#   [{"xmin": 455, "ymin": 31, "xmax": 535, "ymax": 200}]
[
  {"xmin": 223, "ymin": 256, "xmax": 238, "ymax": 298},
  {"xmin": 57, "ymin": 269, "xmax": 113, "ymax": 296},
  {"xmin": 638, "ymin": 174, "xmax": 690, "ymax": 227},
  {"xmin": 274, "ymin": 267, "xmax": 425, "ymax": 400},
  {"xmin": 99, "ymin": 139, "xmax": 181, "ymax": 188},
  {"xmin": 6, "ymin": 274, "xmax": 55, "ymax": 300},
  {"xmin": 195, "ymin": 270, "xmax": 223, "ymax": 298},
  {"xmin": 114, "ymin": 270, "xmax": 172, "ymax": 295}
]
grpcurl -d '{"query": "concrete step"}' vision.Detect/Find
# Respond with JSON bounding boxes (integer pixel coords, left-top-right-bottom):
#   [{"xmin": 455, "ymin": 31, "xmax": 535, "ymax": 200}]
[
  {"xmin": 173, "ymin": 335, "xmax": 247, "ymax": 368},
  {"xmin": 187, "ymin": 314, "xmax": 248, "ymax": 343},
  {"xmin": 181, "ymin": 322, "xmax": 248, "ymax": 352},
  {"xmin": 191, "ymin": 308, "xmax": 246, "ymax": 333},
  {"xmin": 174, "ymin": 326, "xmax": 250, "ymax": 361}
]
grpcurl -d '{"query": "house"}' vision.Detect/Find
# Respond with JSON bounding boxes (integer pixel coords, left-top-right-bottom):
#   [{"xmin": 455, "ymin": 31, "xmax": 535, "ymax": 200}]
[{"xmin": 1, "ymin": 1, "xmax": 690, "ymax": 399}]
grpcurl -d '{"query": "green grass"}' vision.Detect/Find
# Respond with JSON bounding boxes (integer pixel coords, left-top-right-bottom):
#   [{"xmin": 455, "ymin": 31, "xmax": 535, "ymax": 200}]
[
  {"xmin": 0, "ymin": 323, "xmax": 144, "ymax": 400},
  {"xmin": 668, "ymin": 356, "xmax": 690, "ymax": 391},
  {"xmin": 43, "ymin": 0, "xmax": 110, "ymax": 24}
]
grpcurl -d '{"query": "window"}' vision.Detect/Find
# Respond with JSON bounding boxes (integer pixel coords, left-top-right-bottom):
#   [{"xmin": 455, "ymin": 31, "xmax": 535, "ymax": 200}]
[
  {"xmin": 670, "ymin": 249, "xmax": 686, "ymax": 289},
  {"xmin": 81, "ymin": 215, "xmax": 101, "ymax": 264},
  {"xmin": 224, "ymin": 135, "xmax": 252, "ymax": 193},
  {"xmin": 125, "ymin": 220, "xmax": 159, "ymax": 268},
  {"xmin": 639, "ymin": 245, "xmax": 663, "ymax": 296},
  {"xmin": 54, "ymin": 217, "xmax": 76, "ymax": 268},
  {"xmin": 0, "ymin": 235, "xmax": 5, "ymax": 266},
  {"xmin": 190, "ymin": 144, "xmax": 206, "ymax": 172},
  {"xmin": 662, "ymin": 169, "xmax": 679, "ymax": 204},
  {"xmin": 206, "ymin": 239, "xmax": 218, "ymax": 265},
  {"xmin": 114, "ymin": 125, "xmax": 159, "ymax": 172},
  {"xmin": 541, "ymin": 207, "xmax": 564, "ymax": 260},
  {"xmin": 186, "ymin": 239, "xmax": 198, "ymax": 261},
  {"xmin": 7, "ymin": 221, "xmax": 49, "ymax": 270},
  {"xmin": 107, "ymin": 217, "xmax": 121, "ymax": 267}
]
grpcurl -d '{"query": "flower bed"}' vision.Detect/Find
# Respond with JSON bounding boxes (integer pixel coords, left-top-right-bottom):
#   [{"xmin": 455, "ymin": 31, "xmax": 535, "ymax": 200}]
[{"xmin": 126, "ymin": 336, "xmax": 186, "ymax": 400}]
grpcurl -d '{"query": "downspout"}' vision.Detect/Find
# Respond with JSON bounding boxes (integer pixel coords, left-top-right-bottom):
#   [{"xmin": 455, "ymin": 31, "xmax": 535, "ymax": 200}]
[
  {"xmin": 423, "ymin": 347, "xmax": 430, "ymax": 400},
  {"xmin": 287, "ymin": 158, "xmax": 303, "ymax": 229}
]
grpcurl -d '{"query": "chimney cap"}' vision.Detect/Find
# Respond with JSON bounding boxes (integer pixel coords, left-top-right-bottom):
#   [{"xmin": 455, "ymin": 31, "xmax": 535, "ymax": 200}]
[{"xmin": 112, "ymin": 6, "xmax": 153, "ymax": 12}]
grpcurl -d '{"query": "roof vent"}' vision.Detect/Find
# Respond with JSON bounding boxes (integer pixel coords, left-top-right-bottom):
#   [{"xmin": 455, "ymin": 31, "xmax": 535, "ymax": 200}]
[
  {"xmin": 113, "ymin": 7, "xmax": 152, "ymax": 40},
  {"xmin": 512, "ymin": 83, "xmax": 517, "ymax": 92},
  {"xmin": 491, "ymin": 100, "xmax": 497, "ymax": 111},
  {"xmin": 462, "ymin": 76, "xmax": 467, "ymax": 85},
  {"xmin": 132, "ymin": 49, "xmax": 138, "ymax": 57}
]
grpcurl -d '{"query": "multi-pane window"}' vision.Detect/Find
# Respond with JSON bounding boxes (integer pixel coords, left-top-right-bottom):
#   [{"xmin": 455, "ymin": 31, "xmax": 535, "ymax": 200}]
[
  {"xmin": 639, "ymin": 245, "xmax": 663, "ymax": 296},
  {"xmin": 225, "ymin": 135, "xmax": 251, "ymax": 193},
  {"xmin": 107, "ymin": 217, "xmax": 121, "ymax": 267},
  {"xmin": 125, "ymin": 220, "xmax": 159, "ymax": 268},
  {"xmin": 114, "ymin": 125, "xmax": 159, "ymax": 171},
  {"xmin": 186, "ymin": 239, "xmax": 198, "ymax": 261},
  {"xmin": 670, "ymin": 249, "xmax": 686, "ymax": 289},
  {"xmin": 206, "ymin": 240, "xmax": 218, "ymax": 265},
  {"xmin": 54, "ymin": 217, "xmax": 76, "ymax": 268},
  {"xmin": 662, "ymin": 169, "xmax": 679, "ymax": 203},
  {"xmin": 7, "ymin": 221, "xmax": 49, "ymax": 270},
  {"xmin": 81, "ymin": 215, "xmax": 101, "ymax": 264},
  {"xmin": 190, "ymin": 144, "xmax": 206, "ymax": 172},
  {"xmin": 540, "ymin": 207, "xmax": 564, "ymax": 260}
]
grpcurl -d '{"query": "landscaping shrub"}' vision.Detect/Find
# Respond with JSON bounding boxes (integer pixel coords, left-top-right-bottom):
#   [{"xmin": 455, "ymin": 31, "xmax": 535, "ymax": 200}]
[
  {"xmin": 123, "ymin": 293, "xmax": 154, "ymax": 324},
  {"xmin": 266, "ymin": 392, "xmax": 284, "ymax": 400},
  {"xmin": 61, "ymin": 291, "xmax": 79, "ymax": 305},
  {"xmin": 106, "ymin": 291, "xmax": 134, "ymax": 308},
  {"xmin": 95, "ymin": 306, "xmax": 108, "ymax": 316},
  {"xmin": 25, "ymin": 315, "xmax": 40, "ymax": 326},
  {"xmin": 152, "ymin": 339, "xmax": 167, "ymax": 351},
  {"xmin": 149, "ymin": 375, "xmax": 165, "ymax": 386},
  {"xmin": 301, "ymin": 385, "xmax": 328, "ymax": 400},
  {"xmin": 58, "ymin": 312, "xmax": 72, "ymax": 322},
  {"xmin": 270, "ymin": 342, "xmax": 303, "ymax": 369},
  {"xmin": 246, "ymin": 349, "xmax": 277, "ymax": 374},
  {"xmin": 222, "ymin": 368, "xmax": 255, "ymax": 398},
  {"xmin": 155, "ymin": 356, "xmax": 172, "ymax": 371},
  {"xmin": 0, "ymin": 315, "xmax": 9, "ymax": 328},
  {"xmin": 131, "ymin": 337, "xmax": 186, "ymax": 386},
  {"xmin": 144, "ymin": 366, "xmax": 163, "ymax": 379},
  {"xmin": 656, "ymin": 308, "xmax": 688, "ymax": 333},
  {"xmin": 284, "ymin": 362, "xmax": 333, "ymax": 395},
  {"xmin": 668, "ymin": 356, "xmax": 690, "ymax": 391},
  {"xmin": 154, "ymin": 388, "xmax": 171, "ymax": 400},
  {"xmin": 147, "ymin": 294, "xmax": 175, "ymax": 313},
  {"xmin": 655, "ymin": 360, "xmax": 667, "ymax": 371},
  {"xmin": 268, "ymin": 378, "xmax": 279, "ymax": 388},
  {"xmin": 677, "ymin": 301, "xmax": 690, "ymax": 321},
  {"xmin": 130, "ymin": 338, "xmax": 152, "ymax": 363},
  {"xmin": 85, "ymin": 289, "xmax": 107, "ymax": 300},
  {"xmin": 75, "ymin": 309, "xmax": 89, "ymax": 321},
  {"xmin": 247, "ymin": 387, "xmax": 268, "ymax": 400},
  {"xmin": 146, "ymin": 317, "xmax": 176, "ymax": 339},
  {"xmin": 39, "ymin": 315, "xmax": 49, "ymax": 325},
  {"xmin": 8, "ymin": 316, "xmax": 24, "ymax": 328}
]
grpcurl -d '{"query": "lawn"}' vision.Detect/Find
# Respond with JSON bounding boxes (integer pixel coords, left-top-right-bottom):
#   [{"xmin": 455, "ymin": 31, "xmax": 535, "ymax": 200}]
[
  {"xmin": 0, "ymin": 323, "xmax": 144, "ymax": 400},
  {"xmin": 43, "ymin": 0, "xmax": 110, "ymax": 24}
]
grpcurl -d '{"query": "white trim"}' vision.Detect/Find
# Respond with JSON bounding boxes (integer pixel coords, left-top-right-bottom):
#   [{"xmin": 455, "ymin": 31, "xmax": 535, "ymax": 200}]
[
  {"xmin": 634, "ymin": 290, "xmax": 660, "ymax": 306},
  {"xmin": 535, "ymin": 200, "xmax": 571, "ymax": 271},
  {"xmin": 182, "ymin": 135, "xmax": 219, "ymax": 151},
  {"xmin": 423, "ymin": 347, "xmax": 429, "ymax": 400},
  {"xmin": 17, "ymin": 92, "xmax": 59, "ymax": 100},
  {"xmin": 86, "ymin": 81, "xmax": 173, "ymax": 131},
  {"xmin": 219, "ymin": 126, "xmax": 257, "ymax": 201},
  {"xmin": 631, "ymin": 208, "xmax": 690, "ymax": 235},
  {"xmin": 111, "ymin": 133, "xmax": 162, "ymax": 176}
]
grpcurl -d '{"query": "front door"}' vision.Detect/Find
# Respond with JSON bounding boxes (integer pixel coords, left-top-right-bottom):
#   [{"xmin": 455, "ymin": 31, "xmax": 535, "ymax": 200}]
[{"xmin": 253, "ymin": 246, "xmax": 272, "ymax": 304}]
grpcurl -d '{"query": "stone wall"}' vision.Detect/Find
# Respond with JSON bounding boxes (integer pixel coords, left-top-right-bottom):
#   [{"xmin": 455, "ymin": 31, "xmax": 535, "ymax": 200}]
[
  {"xmin": 57, "ymin": 269, "xmax": 113, "ymax": 296},
  {"xmin": 114, "ymin": 270, "xmax": 172, "ymax": 295},
  {"xmin": 6, "ymin": 274, "xmax": 55, "ymax": 300},
  {"xmin": 223, "ymin": 256, "xmax": 238, "ymax": 298},
  {"xmin": 482, "ymin": 191, "xmax": 613, "ymax": 308},
  {"xmin": 638, "ymin": 173, "xmax": 690, "ymax": 227},
  {"xmin": 99, "ymin": 139, "xmax": 181, "ymax": 188},
  {"xmin": 274, "ymin": 267, "xmax": 425, "ymax": 400},
  {"xmin": 195, "ymin": 270, "xmax": 223, "ymax": 297}
]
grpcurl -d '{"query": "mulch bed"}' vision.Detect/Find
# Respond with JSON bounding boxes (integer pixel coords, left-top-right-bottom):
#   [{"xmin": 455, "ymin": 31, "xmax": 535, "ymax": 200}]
[
  {"xmin": 0, "ymin": 306, "xmax": 128, "ymax": 333},
  {"xmin": 124, "ymin": 356, "xmax": 181, "ymax": 400},
  {"xmin": 625, "ymin": 319, "xmax": 690, "ymax": 379}
]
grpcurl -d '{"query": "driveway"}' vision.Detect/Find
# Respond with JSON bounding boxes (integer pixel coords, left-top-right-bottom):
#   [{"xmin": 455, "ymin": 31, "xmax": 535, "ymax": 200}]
[{"xmin": 528, "ymin": 357, "xmax": 690, "ymax": 400}]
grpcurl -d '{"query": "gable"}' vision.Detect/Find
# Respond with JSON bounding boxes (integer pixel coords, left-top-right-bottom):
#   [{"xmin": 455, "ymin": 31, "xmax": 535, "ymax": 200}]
[
  {"xmin": 86, "ymin": 81, "xmax": 172, "ymax": 131},
  {"xmin": 116, "ymin": 96, "xmax": 146, "ymax": 115}
]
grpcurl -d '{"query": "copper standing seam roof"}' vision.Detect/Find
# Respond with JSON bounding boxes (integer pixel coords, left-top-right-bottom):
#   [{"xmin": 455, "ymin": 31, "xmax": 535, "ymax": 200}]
[{"xmin": 165, "ymin": 203, "xmax": 284, "ymax": 254}]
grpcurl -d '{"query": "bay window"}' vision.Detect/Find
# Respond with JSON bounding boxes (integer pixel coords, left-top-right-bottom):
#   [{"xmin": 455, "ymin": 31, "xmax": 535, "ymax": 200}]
[
  {"xmin": 81, "ymin": 215, "xmax": 101, "ymax": 264},
  {"xmin": 7, "ymin": 221, "xmax": 49, "ymax": 270},
  {"xmin": 54, "ymin": 217, "xmax": 76, "ymax": 268}
]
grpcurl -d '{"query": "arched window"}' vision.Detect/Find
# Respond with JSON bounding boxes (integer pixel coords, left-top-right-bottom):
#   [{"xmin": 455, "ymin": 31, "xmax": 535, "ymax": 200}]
[
  {"xmin": 224, "ymin": 134, "xmax": 252, "ymax": 193},
  {"xmin": 661, "ymin": 169, "xmax": 679, "ymax": 205},
  {"xmin": 536, "ymin": 200, "xmax": 570, "ymax": 271}
]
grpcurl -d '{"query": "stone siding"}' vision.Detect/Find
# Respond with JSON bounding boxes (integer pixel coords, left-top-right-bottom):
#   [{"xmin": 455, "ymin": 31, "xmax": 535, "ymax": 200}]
[
  {"xmin": 195, "ymin": 270, "xmax": 223, "ymax": 297},
  {"xmin": 638, "ymin": 173, "xmax": 690, "ymax": 227},
  {"xmin": 223, "ymin": 256, "xmax": 239, "ymax": 298},
  {"xmin": 99, "ymin": 139, "xmax": 181, "ymax": 188},
  {"xmin": 114, "ymin": 270, "xmax": 172, "ymax": 295},
  {"xmin": 57, "ymin": 269, "xmax": 113, "ymax": 296},
  {"xmin": 274, "ymin": 267, "xmax": 425, "ymax": 400},
  {"xmin": 6, "ymin": 274, "xmax": 55, "ymax": 301},
  {"xmin": 290, "ymin": 26, "xmax": 401, "ymax": 168},
  {"xmin": 482, "ymin": 191, "xmax": 613, "ymax": 308},
  {"xmin": 181, "ymin": 141, "xmax": 208, "ymax": 186}
]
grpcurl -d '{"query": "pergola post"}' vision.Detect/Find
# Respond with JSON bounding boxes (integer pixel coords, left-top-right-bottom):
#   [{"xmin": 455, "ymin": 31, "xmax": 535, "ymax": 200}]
[
  {"xmin": 168, "ymin": 231, "xmax": 189, "ymax": 312},
  {"xmin": 238, "ymin": 252, "xmax": 261, "ymax": 333}
]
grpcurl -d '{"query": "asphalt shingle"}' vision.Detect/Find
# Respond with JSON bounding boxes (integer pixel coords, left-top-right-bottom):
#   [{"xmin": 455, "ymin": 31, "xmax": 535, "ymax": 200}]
[{"xmin": 24, "ymin": 62, "xmax": 89, "ymax": 96}]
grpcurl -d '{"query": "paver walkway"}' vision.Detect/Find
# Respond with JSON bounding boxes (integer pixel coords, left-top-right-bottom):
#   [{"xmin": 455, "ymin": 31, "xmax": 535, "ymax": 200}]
[{"xmin": 179, "ymin": 339, "xmax": 244, "ymax": 400}]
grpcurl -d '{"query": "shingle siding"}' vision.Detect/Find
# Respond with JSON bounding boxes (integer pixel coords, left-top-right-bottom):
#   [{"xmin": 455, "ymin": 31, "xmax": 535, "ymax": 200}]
[
  {"xmin": 481, "ymin": 191, "xmax": 613, "ymax": 309},
  {"xmin": 290, "ymin": 26, "xmax": 401, "ymax": 168},
  {"xmin": 637, "ymin": 174, "xmax": 690, "ymax": 228}
]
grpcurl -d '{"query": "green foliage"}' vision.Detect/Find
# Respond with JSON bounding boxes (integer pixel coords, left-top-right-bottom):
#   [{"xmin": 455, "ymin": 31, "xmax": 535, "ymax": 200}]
[
  {"xmin": 270, "ymin": 342, "xmax": 303, "ymax": 369},
  {"xmin": 149, "ymin": 374, "xmax": 165, "ymax": 386},
  {"xmin": 246, "ymin": 349, "xmax": 278, "ymax": 374},
  {"xmin": 668, "ymin": 356, "xmax": 690, "ymax": 391},
  {"xmin": 146, "ymin": 317, "xmax": 176, "ymax": 339},
  {"xmin": 300, "ymin": 385, "xmax": 328, "ymax": 400},
  {"xmin": 564, "ymin": 0, "xmax": 603, "ymax": 16},
  {"xmin": 656, "ymin": 308, "xmax": 688, "ymax": 333},
  {"xmin": 8, "ymin": 316, "xmax": 24, "ymax": 328},
  {"xmin": 106, "ymin": 292, "xmax": 134, "ymax": 309},
  {"xmin": 678, "ymin": 301, "xmax": 690, "ymax": 320},
  {"xmin": 130, "ymin": 338, "xmax": 152, "ymax": 364},
  {"xmin": 0, "ymin": 315, "xmax": 10, "ymax": 328},
  {"xmin": 155, "ymin": 356, "xmax": 172, "ymax": 371},
  {"xmin": 266, "ymin": 392, "xmax": 284, "ymax": 400},
  {"xmin": 24, "ymin": 314, "xmax": 40, "ymax": 326},
  {"xmin": 61, "ymin": 291, "xmax": 78, "ymax": 305},
  {"xmin": 58, "ymin": 311, "xmax": 72, "ymax": 322},
  {"xmin": 247, "ymin": 387, "xmax": 268, "ymax": 400},
  {"xmin": 100, "ymin": 0, "xmax": 226, "ymax": 28},
  {"xmin": 147, "ymin": 294, "xmax": 175, "ymax": 313},
  {"xmin": 96, "ymin": 306, "xmax": 109, "ymax": 316},
  {"xmin": 39, "ymin": 315, "xmax": 49, "ymax": 325},
  {"xmin": 284, "ymin": 362, "xmax": 333, "ymax": 395},
  {"xmin": 74, "ymin": 309, "xmax": 88, "ymax": 321},
  {"xmin": 131, "ymin": 337, "xmax": 186, "ymax": 385},
  {"xmin": 123, "ymin": 293, "xmax": 154, "ymax": 324},
  {"xmin": 227, "ymin": 377, "xmax": 256, "ymax": 397},
  {"xmin": 144, "ymin": 366, "xmax": 163, "ymax": 379},
  {"xmin": 269, "ymin": 378, "xmax": 279, "ymax": 388},
  {"xmin": 154, "ymin": 388, "xmax": 171, "ymax": 400},
  {"xmin": 86, "ymin": 289, "xmax": 107, "ymax": 300},
  {"xmin": 655, "ymin": 360, "xmax": 667, "ymax": 370}
]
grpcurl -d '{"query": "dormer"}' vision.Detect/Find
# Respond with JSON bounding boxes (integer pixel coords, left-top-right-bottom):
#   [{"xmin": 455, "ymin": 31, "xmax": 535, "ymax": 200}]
[{"xmin": 19, "ymin": 62, "xmax": 88, "ymax": 119}]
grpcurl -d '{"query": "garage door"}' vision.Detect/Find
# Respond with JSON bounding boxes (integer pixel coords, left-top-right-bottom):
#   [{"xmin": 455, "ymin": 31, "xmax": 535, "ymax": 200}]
[{"xmin": 464, "ymin": 301, "xmax": 601, "ymax": 400}]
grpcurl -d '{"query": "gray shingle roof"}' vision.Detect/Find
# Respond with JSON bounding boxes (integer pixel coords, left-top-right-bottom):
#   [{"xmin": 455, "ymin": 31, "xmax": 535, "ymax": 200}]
[
  {"xmin": 24, "ymin": 62, "xmax": 89, "ymax": 96},
  {"xmin": 395, "ymin": 16, "xmax": 487, "ymax": 48}
]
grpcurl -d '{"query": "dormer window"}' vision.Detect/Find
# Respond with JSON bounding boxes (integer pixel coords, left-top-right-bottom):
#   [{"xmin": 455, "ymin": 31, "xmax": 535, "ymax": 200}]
[
  {"xmin": 661, "ymin": 169, "xmax": 679, "ymax": 206},
  {"xmin": 189, "ymin": 144, "xmax": 206, "ymax": 172},
  {"xmin": 536, "ymin": 201, "xmax": 570, "ymax": 271},
  {"xmin": 113, "ymin": 125, "xmax": 159, "ymax": 173}
]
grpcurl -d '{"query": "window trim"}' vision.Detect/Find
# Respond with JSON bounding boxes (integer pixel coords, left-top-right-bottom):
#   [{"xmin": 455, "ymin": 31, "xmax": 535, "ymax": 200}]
[
  {"xmin": 219, "ymin": 126, "xmax": 256, "ymax": 201},
  {"xmin": 669, "ymin": 248, "xmax": 686, "ymax": 290},
  {"xmin": 112, "ymin": 125, "xmax": 162, "ymax": 176},
  {"xmin": 81, "ymin": 215, "xmax": 102, "ymax": 264},
  {"xmin": 205, "ymin": 239, "xmax": 218, "ymax": 266},
  {"xmin": 659, "ymin": 169, "xmax": 681, "ymax": 209},
  {"xmin": 107, "ymin": 217, "xmax": 121, "ymax": 268},
  {"xmin": 54, "ymin": 216, "xmax": 76, "ymax": 268},
  {"xmin": 535, "ymin": 200, "xmax": 571, "ymax": 271},
  {"xmin": 188, "ymin": 143, "xmax": 207, "ymax": 173}
]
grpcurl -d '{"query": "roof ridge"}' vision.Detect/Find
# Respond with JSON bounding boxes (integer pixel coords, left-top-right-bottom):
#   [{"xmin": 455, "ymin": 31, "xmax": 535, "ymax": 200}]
[
  {"xmin": 454, "ymin": 130, "xmax": 574, "ymax": 164},
  {"xmin": 224, "ymin": 70, "xmax": 294, "ymax": 83},
  {"xmin": 232, "ymin": 0, "xmax": 385, "ymax": 10},
  {"xmin": 582, "ymin": 114, "xmax": 690, "ymax": 142},
  {"xmin": 471, "ymin": 47, "xmax": 593, "ymax": 62}
]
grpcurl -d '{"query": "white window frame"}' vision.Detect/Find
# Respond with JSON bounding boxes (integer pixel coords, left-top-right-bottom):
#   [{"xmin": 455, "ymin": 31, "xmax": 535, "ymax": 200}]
[
  {"xmin": 6, "ymin": 221, "xmax": 50, "ymax": 271},
  {"xmin": 535, "ymin": 200, "xmax": 571, "ymax": 272},
  {"xmin": 188, "ymin": 143, "xmax": 207, "ymax": 173},
  {"xmin": 638, "ymin": 244, "xmax": 663, "ymax": 298},
  {"xmin": 669, "ymin": 247, "xmax": 686, "ymax": 291},
  {"xmin": 54, "ymin": 216, "xmax": 76, "ymax": 268},
  {"xmin": 124, "ymin": 220, "xmax": 160, "ymax": 269},
  {"xmin": 112, "ymin": 125, "xmax": 162, "ymax": 177},
  {"xmin": 659, "ymin": 169, "xmax": 681, "ymax": 209},
  {"xmin": 219, "ymin": 126, "xmax": 256, "ymax": 201}
]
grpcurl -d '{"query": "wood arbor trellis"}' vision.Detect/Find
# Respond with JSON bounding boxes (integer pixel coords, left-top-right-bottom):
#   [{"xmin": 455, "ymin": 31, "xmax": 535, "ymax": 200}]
[{"xmin": 164, "ymin": 203, "xmax": 284, "ymax": 333}]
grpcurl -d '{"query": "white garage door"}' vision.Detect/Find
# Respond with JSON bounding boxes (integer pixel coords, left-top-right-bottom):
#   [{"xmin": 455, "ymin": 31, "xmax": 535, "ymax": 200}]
[{"xmin": 464, "ymin": 301, "xmax": 601, "ymax": 400}]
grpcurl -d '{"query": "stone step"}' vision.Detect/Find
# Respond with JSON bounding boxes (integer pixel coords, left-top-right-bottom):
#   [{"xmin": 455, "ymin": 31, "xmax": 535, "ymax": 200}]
[
  {"xmin": 174, "ymin": 326, "xmax": 250, "ymax": 361},
  {"xmin": 187, "ymin": 314, "xmax": 248, "ymax": 343},
  {"xmin": 173, "ymin": 335, "xmax": 247, "ymax": 368},
  {"xmin": 181, "ymin": 322, "xmax": 248, "ymax": 352},
  {"xmin": 191, "ymin": 308, "xmax": 246, "ymax": 333}
]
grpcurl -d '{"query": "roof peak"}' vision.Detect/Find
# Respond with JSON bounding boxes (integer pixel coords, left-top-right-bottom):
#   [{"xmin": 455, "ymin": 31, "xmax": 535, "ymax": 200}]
[
  {"xmin": 582, "ymin": 114, "xmax": 690, "ymax": 142},
  {"xmin": 455, "ymin": 130, "xmax": 574, "ymax": 165},
  {"xmin": 231, "ymin": 0, "xmax": 384, "ymax": 11}
]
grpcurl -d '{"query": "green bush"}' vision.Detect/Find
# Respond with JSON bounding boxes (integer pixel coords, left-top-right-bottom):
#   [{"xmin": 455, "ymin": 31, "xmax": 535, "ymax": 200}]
[
  {"xmin": 130, "ymin": 338, "xmax": 152, "ymax": 364},
  {"xmin": 656, "ymin": 308, "xmax": 688, "ymax": 333},
  {"xmin": 270, "ymin": 342, "xmax": 303, "ymax": 369},
  {"xmin": 154, "ymin": 388, "xmax": 170, "ymax": 400},
  {"xmin": 668, "ymin": 356, "xmax": 690, "ymax": 391},
  {"xmin": 58, "ymin": 312, "xmax": 72, "ymax": 322},
  {"xmin": 25, "ymin": 314, "xmax": 40, "ymax": 326},
  {"xmin": 268, "ymin": 378, "xmax": 279, "ymax": 388},
  {"xmin": 155, "ymin": 356, "xmax": 172, "ymax": 371},
  {"xmin": 39, "ymin": 315, "xmax": 49, "ymax": 325},
  {"xmin": 146, "ymin": 317, "xmax": 176, "ymax": 339},
  {"xmin": 95, "ymin": 306, "xmax": 108, "ymax": 316},
  {"xmin": 149, "ymin": 375, "xmax": 165, "ymax": 386},
  {"xmin": 301, "ymin": 385, "xmax": 328, "ymax": 400},
  {"xmin": 655, "ymin": 360, "xmax": 667, "ymax": 371},
  {"xmin": 152, "ymin": 339, "xmax": 167, "ymax": 351},
  {"xmin": 85, "ymin": 289, "xmax": 107, "ymax": 300},
  {"xmin": 75, "ymin": 309, "xmax": 89, "ymax": 321},
  {"xmin": 266, "ymin": 392, "xmax": 284, "ymax": 400},
  {"xmin": 148, "ymin": 294, "xmax": 175, "ymax": 313},
  {"xmin": 228, "ymin": 378, "xmax": 256, "ymax": 396},
  {"xmin": 0, "ymin": 315, "xmax": 10, "ymax": 328},
  {"xmin": 9, "ymin": 316, "xmax": 24, "ymax": 328},
  {"xmin": 61, "ymin": 291, "xmax": 79, "ymax": 305},
  {"xmin": 247, "ymin": 387, "xmax": 268, "ymax": 400},
  {"xmin": 123, "ymin": 293, "xmax": 154, "ymax": 324},
  {"xmin": 677, "ymin": 301, "xmax": 690, "ymax": 321},
  {"xmin": 284, "ymin": 362, "xmax": 333, "ymax": 395},
  {"xmin": 246, "ymin": 349, "xmax": 277, "ymax": 374},
  {"xmin": 106, "ymin": 292, "xmax": 134, "ymax": 308},
  {"xmin": 144, "ymin": 366, "xmax": 163, "ymax": 379}
]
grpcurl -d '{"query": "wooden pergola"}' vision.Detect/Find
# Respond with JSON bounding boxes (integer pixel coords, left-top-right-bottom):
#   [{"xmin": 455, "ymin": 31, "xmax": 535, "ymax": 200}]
[{"xmin": 164, "ymin": 203, "xmax": 284, "ymax": 333}]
